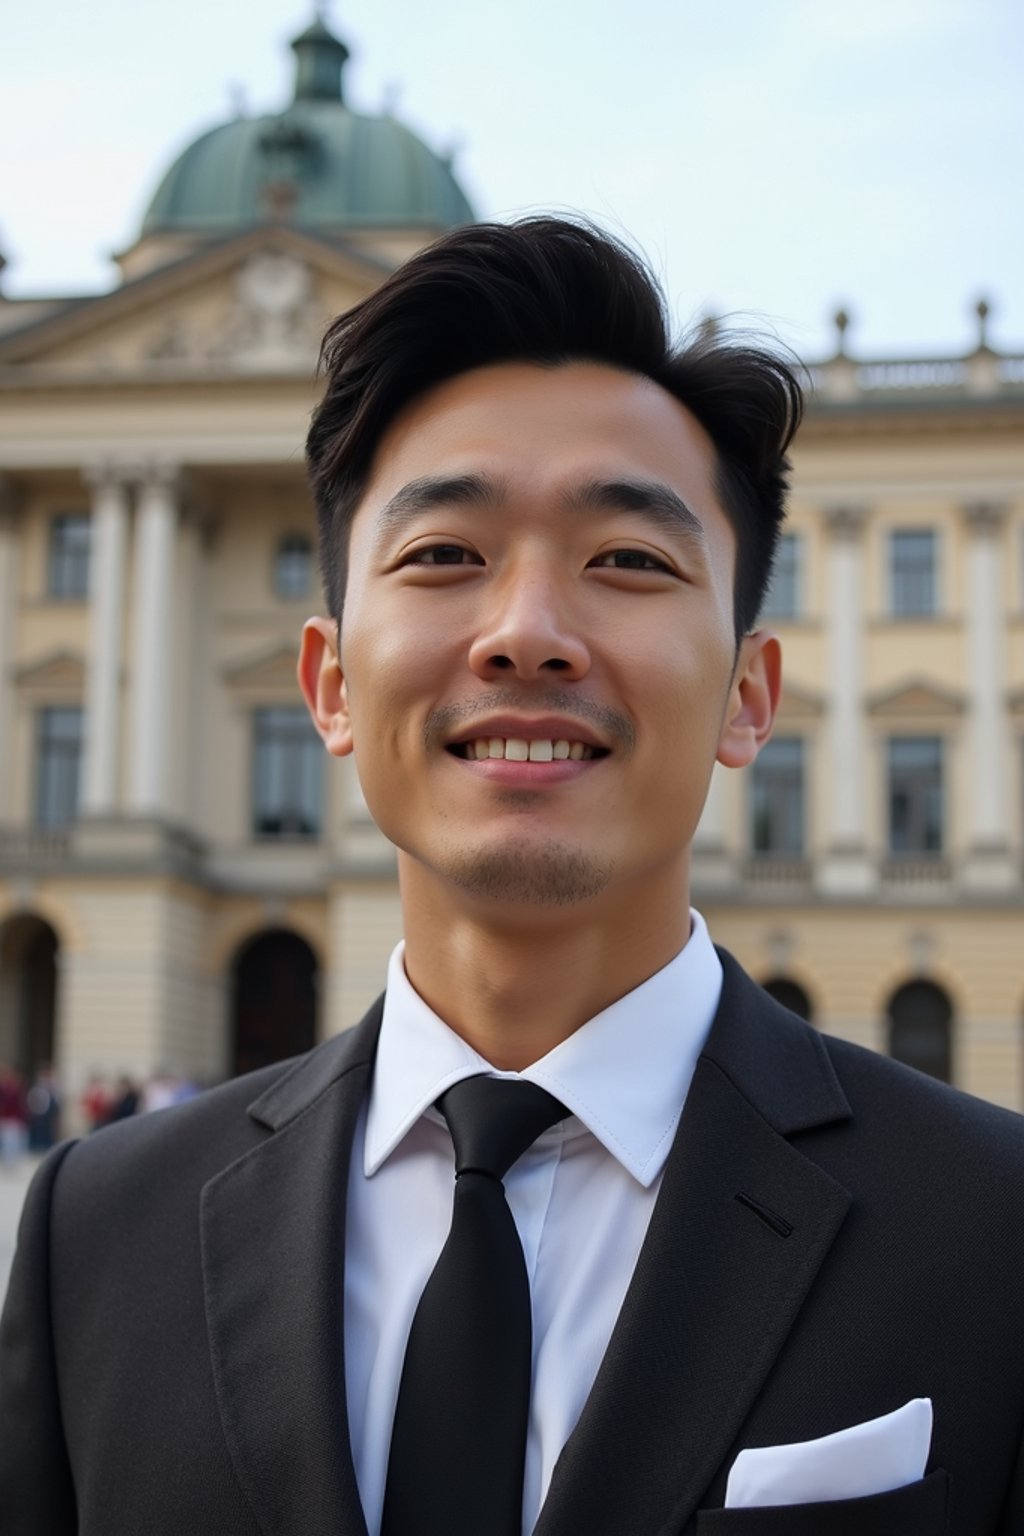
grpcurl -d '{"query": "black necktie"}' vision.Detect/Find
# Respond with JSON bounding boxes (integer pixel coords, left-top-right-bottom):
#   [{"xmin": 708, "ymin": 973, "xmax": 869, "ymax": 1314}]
[{"xmin": 381, "ymin": 1075, "xmax": 567, "ymax": 1536}]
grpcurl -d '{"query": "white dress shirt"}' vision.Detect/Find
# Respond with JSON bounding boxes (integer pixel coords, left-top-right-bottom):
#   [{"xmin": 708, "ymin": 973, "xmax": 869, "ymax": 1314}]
[{"xmin": 343, "ymin": 911, "xmax": 723, "ymax": 1536}]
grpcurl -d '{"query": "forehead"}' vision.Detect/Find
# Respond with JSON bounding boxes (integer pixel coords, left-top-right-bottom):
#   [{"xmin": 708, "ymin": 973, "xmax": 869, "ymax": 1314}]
[{"xmin": 357, "ymin": 361, "xmax": 726, "ymax": 529}]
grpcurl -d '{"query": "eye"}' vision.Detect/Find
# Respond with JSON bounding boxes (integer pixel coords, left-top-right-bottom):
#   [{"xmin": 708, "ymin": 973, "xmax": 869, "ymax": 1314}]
[
  {"xmin": 589, "ymin": 549, "xmax": 674, "ymax": 573},
  {"xmin": 404, "ymin": 544, "xmax": 483, "ymax": 566}
]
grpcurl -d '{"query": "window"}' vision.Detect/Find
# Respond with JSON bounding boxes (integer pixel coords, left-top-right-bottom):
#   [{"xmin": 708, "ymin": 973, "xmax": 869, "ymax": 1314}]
[
  {"xmin": 760, "ymin": 533, "xmax": 800, "ymax": 620},
  {"xmin": 35, "ymin": 707, "xmax": 83, "ymax": 827},
  {"xmin": 888, "ymin": 736, "xmax": 943, "ymax": 854},
  {"xmin": 274, "ymin": 534, "xmax": 312, "ymax": 599},
  {"xmin": 48, "ymin": 513, "xmax": 91, "ymax": 599},
  {"xmin": 750, "ymin": 737, "xmax": 805, "ymax": 855},
  {"xmin": 252, "ymin": 707, "xmax": 323, "ymax": 837},
  {"xmin": 889, "ymin": 529, "xmax": 936, "ymax": 617}
]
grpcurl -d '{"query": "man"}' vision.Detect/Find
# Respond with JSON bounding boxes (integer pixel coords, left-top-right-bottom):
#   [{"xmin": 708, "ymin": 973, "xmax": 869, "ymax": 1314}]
[{"xmin": 2, "ymin": 218, "xmax": 1023, "ymax": 1534}]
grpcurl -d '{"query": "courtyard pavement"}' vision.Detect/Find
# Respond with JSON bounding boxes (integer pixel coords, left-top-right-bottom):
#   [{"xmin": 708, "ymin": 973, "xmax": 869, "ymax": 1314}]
[{"xmin": 0, "ymin": 1156, "xmax": 43, "ymax": 1308}]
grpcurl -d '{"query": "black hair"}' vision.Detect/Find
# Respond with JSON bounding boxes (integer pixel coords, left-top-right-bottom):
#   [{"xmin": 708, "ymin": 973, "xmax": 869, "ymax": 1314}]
[{"xmin": 306, "ymin": 216, "xmax": 803, "ymax": 642}]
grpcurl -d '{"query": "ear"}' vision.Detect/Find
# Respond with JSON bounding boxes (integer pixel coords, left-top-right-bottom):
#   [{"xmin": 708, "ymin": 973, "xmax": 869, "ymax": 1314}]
[
  {"xmin": 297, "ymin": 616, "xmax": 354, "ymax": 758},
  {"xmin": 716, "ymin": 630, "xmax": 782, "ymax": 769}
]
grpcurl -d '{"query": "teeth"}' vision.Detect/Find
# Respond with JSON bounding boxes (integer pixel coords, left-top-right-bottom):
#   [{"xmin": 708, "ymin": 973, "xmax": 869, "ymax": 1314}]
[{"xmin": 463, "ymin": 737, "xmax": 597, "ymax": 761}]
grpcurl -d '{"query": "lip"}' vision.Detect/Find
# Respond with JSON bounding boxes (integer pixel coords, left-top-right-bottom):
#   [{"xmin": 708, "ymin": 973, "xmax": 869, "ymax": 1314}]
[{"xmin": 445, "ymin": 715, "xmax": 611, "ymax": 752}]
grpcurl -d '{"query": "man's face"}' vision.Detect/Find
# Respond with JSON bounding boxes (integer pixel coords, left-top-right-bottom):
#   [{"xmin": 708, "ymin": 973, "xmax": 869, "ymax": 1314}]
[{"xmin": 300, "ymin": 361, "xmax": 778, "ymax": 913}]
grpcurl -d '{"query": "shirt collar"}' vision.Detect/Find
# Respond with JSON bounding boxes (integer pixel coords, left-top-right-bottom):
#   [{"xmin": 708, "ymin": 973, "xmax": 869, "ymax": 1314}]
[{"xmin": 364, "ymin": 911, "xmax": 722, "ymax": 1188}]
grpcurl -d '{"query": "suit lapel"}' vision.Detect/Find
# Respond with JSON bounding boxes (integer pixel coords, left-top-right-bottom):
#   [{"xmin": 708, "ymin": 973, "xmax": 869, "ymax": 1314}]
[
  {"xmin": 201, "ymin": 1001, "xmax": 383, "ymax": 1536},
  {"xmin": 535, "ymin": 953, "xmax": 853, "ymax": 1536}
]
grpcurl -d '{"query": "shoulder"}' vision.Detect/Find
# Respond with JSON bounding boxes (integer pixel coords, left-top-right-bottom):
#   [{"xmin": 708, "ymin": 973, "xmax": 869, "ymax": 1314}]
[{"xmin": 822, "ymin": 1028, "xmax": 1024, "ymax": 1172}]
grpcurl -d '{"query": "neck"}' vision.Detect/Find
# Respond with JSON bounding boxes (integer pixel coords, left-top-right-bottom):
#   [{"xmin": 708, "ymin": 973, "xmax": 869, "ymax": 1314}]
[{"xmin": 398, "ymin": 860, "xmax": 693, "ymax": 1070}]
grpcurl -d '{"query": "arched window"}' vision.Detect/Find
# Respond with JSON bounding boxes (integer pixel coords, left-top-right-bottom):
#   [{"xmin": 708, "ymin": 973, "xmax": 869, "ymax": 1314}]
[
  {"xmin": 762, "ymin": 976, "xmax": 814, "ymax": 1023},
  {"xmin": 274, "ymin": 533, "xmax": 312, "ymax": 599},
  {"xmin": 230, "ymin": 928, "xmax": 317, "ymax": 1078},
  {"xmin": 888, "ymin": 980, "xmax": 952, "ymax": 1082}
]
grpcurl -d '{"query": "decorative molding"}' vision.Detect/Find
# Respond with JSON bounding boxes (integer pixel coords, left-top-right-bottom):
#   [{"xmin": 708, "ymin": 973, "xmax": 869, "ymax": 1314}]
[
  {"xmin": 223, "ymin": 641, "xmax": 301, "ymax": 693},
  {"xmin": 14, "ymin": 648, "xmax": 86, "ymax": 693},
  {"xmin": 824, "ymin": 504, "xmax": 868, "ymax": 540},
  {"xmin": 774, "ymin": 681, "xmax": 825, "ymax": 721},
  {"xmin": 963, "ymin": 500, "xmax": 1008, "ymax": 535},
  {"xmin": 865, "ymin": 677, "xmax": 966, "ymax": 719}
]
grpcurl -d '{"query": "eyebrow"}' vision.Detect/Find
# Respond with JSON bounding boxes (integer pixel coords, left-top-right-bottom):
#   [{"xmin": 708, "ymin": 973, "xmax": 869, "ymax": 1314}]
[
  {"xmin": 373, "ymin": 471, "xmax": 709, "ymax": 552},
  {"xmin": 564, "ymin": 478, "xmax": 709, "ymax": 549},
  {"xmin": 374, "ymin": 474, "xmax": 501, "ymax": 537}
]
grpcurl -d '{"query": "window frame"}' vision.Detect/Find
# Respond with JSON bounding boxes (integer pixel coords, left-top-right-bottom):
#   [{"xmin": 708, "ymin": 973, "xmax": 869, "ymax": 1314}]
[
  {"xmin": 47, "ymin": 512, "xmax": 91, "ymax": 601},
  {"xmin": 250, "ymin": 705, "xmax": 324, "ymax": 840},
  {"xmin": 759, "ymin": 532, "xmax": 801, "ymax": 622},
  {"xmin": 34, "ymin": 705, "xmax": 84, "ymax": 828},
  {"xmin": 273, "ymin": 532, "xmax": 313, "ymax": 601},
  {"xmin": 749, "ymin": 735, "xmax": 806, "ymax": 857},
  {"xmin": 888, "ymin": 527, "xmax": 938, "ymax": 619},
  {"xmin": 886, "ymin": 734, "xmax": 944, "ymax": 855}
]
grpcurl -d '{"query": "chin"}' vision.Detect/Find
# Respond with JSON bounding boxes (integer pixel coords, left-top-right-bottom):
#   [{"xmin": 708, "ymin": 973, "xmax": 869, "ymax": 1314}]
[{"xmin": 438, "ymin": 839, "xmax": 615, "ymax": 908}]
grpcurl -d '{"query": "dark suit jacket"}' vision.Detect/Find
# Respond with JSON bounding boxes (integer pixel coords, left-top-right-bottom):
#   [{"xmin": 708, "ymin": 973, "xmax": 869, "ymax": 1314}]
[{"xmin": 3, "ymin": 949, "xmax": 1024, "ymax": 1534}]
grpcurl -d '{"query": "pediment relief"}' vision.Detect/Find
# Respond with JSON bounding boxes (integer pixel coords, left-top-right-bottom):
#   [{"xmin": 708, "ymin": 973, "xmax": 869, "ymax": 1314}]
[
  {"xmin": 0, "ymin": 229, "xmax": 383, "ymax": 378},
  {"xmin": 15, "ymin": 649, "xmax": 86, "ymax": 693},
  {"xmin": 775, "ymin": 681, "xmax": 824, "ymax": 720},
  {"xmin": 866, "ymin": 678, "xmax": 965, "ymax": 718},
  {"xmin": 223, "ymin": 642, "xmax": 302, "ymax": 694}
]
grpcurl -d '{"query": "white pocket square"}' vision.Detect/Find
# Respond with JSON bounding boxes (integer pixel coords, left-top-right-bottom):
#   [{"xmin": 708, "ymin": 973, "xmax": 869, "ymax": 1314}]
[{"xmin": 724, "ymin": 1397, "xmax": 933, "ymax": 1509}]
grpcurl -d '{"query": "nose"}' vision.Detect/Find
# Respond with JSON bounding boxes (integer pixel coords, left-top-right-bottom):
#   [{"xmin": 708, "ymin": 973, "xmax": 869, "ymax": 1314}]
[{"xmin": 467, "ymin": 566, "xmax": 592, "ymax": 682}]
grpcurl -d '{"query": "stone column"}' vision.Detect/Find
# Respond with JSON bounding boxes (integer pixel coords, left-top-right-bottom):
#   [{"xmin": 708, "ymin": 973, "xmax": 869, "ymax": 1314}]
[
  {"xmin": 129, "ymin": 465, "xmax": 179, "ymax": 816},
  {"xmin": 820, "ymin": 505, "xmax": 874, "ymax": 894},
  {"xmin": 0, "ymin": 478, "xmax": 23, "ymax": 817},
  {"xmin": 962, "ymin": 503, "xmax": 1013, "ymax": 889},
  {"xmin": 82, "ymin": 466, "xmax": 131, "ymax": 815}
]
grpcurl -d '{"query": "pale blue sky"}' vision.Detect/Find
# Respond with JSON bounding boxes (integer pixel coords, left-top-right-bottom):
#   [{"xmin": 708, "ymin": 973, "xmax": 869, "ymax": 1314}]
[{"xmin": 1, "ymin": 0, "xmax": 1020, "ymax": 359}]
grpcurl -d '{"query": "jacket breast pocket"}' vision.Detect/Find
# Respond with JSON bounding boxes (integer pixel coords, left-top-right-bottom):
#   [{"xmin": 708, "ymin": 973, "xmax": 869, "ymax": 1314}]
[{"xmin": 695, "ymin": 1468, "xmax": 950, "ymax": 1535}]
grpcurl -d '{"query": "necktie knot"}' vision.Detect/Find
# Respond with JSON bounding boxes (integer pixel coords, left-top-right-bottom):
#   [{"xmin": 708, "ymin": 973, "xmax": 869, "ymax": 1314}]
[{"xmin": 437, "ymin": 1076, "xmax": 566, "ymax": 1182}]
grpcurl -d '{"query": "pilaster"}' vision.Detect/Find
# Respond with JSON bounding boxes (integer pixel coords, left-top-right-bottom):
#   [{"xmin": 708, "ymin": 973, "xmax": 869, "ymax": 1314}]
[{"xmin": 82, "ymin": 464, "xmax": 133, "ymax": 815}]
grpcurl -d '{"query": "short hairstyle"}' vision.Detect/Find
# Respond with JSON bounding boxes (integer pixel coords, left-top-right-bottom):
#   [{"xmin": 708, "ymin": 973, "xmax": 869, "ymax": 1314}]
[{"xmin": 306, "ymin": 216, "xmax": 803, "ymax": 642}]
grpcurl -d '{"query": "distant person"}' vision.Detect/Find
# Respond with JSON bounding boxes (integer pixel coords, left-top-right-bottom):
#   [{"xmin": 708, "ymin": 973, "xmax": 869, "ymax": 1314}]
[
  {"xmin": 0, "ymin": 1066, "xmax": 27, "ymax": 1164},
  {"xmin": 103, "ymin": 1077, "xmax": 139, "ymax": 1124},
  {"xmin": 26, "ymin": 1065, "xmax": 60, "ymax": 1153},
  {"xmin": 79, "ymin": 1073, "xmax": 110, "ymax": 1134},
  {"xmin": 2, "ymin": 218, "xmax": 1024, "ymax": 1532}
]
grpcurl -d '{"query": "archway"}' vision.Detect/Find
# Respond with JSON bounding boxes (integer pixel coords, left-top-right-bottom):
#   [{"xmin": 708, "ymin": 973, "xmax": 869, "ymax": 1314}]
[
  {"xmin": 230, "ymin": 928, "xmax": 318, "ymax": 1078},
  {"xmin": 887, "ymin": 979, "xmax": 953, "ymax": 1082},
  {"xmin": 0, "ymin": 914, "xmax": 59, "ymax": 1078},
  {"xmin": 762, "ymin": 975, "xmax": 814, "ymax": 1024}
]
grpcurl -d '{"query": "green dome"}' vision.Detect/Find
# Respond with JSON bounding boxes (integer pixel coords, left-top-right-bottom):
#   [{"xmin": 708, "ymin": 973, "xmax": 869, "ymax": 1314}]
[{"xmin": 141, "ymin": 17, "xmax": 475, "ymax": 237}]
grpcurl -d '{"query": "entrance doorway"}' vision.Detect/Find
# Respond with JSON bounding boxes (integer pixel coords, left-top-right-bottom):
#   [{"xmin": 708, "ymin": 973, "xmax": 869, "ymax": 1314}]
[
  {"xmin": 887, "ymin": 979, "xmax": 953, "ymax": 1082},
  {"xmin": 230, "ymin": 928, "xmax": 318, "ymax": 1078},
  {"xmin": 0, "ymin": 914, "xmax": 58, "ymax": 1078}
]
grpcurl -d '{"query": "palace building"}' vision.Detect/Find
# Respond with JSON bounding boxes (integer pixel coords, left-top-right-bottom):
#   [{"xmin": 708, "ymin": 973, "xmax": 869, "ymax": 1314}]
[{"xmin": 1, "ymin": 16, "xmax": 1022, "ymax": 1119}]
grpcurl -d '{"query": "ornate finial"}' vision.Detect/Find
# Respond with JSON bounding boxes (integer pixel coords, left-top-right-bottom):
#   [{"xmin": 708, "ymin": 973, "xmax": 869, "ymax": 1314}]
[
  {"xmin": 832, "ymin": 306, "xmax": 850, "ymax": 357},
  {"xmin": 974, "ymin": 296, "xmax": 991, "ymax": 351}
]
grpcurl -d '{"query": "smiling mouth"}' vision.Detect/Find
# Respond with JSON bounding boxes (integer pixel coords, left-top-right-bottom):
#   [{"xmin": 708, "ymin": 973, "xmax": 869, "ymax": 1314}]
[{"xmin": 448, "ymin": 737, "xmax": 609, "ymax": 763}]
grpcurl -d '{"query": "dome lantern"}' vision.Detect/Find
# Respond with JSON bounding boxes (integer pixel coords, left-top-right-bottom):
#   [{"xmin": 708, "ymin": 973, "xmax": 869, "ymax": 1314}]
[{"xmin": 290, "ymin": 12, "xmax": 350, "ymax": 104}]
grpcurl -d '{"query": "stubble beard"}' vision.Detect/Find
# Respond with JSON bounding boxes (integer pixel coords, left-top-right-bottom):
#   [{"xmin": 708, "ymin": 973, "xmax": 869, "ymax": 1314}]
[{"xmin": 438, "ymin": 833, "xmax": 614, "ymax": 907}]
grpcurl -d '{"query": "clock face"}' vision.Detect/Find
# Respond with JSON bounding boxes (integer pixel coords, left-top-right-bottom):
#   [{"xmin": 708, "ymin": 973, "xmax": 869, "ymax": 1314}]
[{"xmin": 237, "ymin": 252, "xmax": 311, "ymax": 315}]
